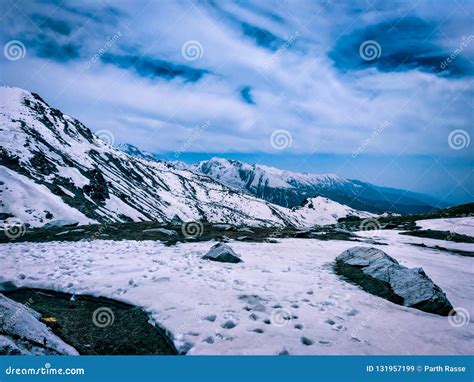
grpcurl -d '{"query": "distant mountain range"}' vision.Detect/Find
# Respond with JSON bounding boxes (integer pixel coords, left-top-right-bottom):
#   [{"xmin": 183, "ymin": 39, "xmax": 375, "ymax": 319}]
[
  {"xmin": 0, "ymin": 86, "xmax": 373, "ymax": 228},
  {"xmin": 119, "ymin": 145, "xmax": 441, "ymax": 215}
]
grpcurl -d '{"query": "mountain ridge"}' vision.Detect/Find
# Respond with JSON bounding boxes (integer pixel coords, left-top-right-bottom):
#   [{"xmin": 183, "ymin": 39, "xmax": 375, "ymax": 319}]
[
  {"xmin": 0, "ymin": 86, "xmax": 371, "ymax": 228},
  {"xmin": 118, "ymin": 144, "xmax": 440, "ymax": 215}
]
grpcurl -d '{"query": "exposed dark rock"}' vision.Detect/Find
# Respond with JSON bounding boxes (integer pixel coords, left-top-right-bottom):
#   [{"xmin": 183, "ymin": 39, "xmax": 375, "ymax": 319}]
[
  {"xmin": 169, "ymin": 215, "xmax": 183, "ymax": 226},
  {"xmin": 83, "ymin": 168, "xmax": 109, "ymax": 202},
  {"xmin": 337, "ymin": 215, "xmax": 362, "ymax": 223},
  {"xmin": 43, "ymin": 219, "xmax": 79, "ymax": 229},
  {"xmin": 335, "ymin": 246, "xmax": 454, "ymax": 316},
  {"xmin": 202, "ymin": 243, "xmax": 243, "ymax": 263},
  {"xmin": 29, "ymin": 152, "xmax": 57, "ymax": 175}
]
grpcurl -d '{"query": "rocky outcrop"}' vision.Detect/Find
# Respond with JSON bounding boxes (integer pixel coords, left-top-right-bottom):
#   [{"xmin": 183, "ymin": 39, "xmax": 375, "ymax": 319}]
[
  {"xmin": 0, "ymin": 294, "xmax": 78, "ymax": 355},
  {"xmin": 1, "ymin": 87, "xmax": 308, "ymax": 229},
  {"xmin": 202, "ymin": 243, "xmax": 243, "ymax": 263},
  {"xmin": 335, "ymin": 246, "xmax": 454, "ymax": 316},
  {"xmin": 43, "ymin": 219, "xmax": 79, "ymax": 228}
]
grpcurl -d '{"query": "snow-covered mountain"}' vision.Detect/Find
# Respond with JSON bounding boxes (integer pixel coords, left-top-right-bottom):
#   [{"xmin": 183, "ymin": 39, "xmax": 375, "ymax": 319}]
[
  {"xmin": 117, "ymin": 147, "xmax": 438, "ymax": 214},
  {"xmin": 116, "ymin": 143, "xmax": 160, "ymax": 162},
  {"xmin": 0, "ymin": 86, "xmax": 371, "ymax": 229},
  {"xmin": 290, "ymin": 196, "xmax": 373, "ymax": 226},
  {"xmin": 195, "ymin": 157, "xmax": 439, "ymax": 214},
  {"xmin": 116, "ymin": 143, "xmax": 191, "ymax": 171},
  {"xmin": 0, "ymin": 87, "xmax": 294, "ymax": 228}
]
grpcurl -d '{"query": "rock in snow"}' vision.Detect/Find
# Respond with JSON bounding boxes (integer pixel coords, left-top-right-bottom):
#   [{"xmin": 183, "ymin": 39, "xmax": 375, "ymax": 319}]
[
  {"xmin": 142, "ymin": 228, "xmax": 178, "ymax": 236},
  {"xmin": 0, "ymin": 294, "xmax": 78, "ymax": 355},
  {"xmin": 202, "ymin": 243, "xmax": 243, "ymax": 263},
  {"xmin": 43, "ymin": 219, "xmax": 80, "ymax": 229},
  {"xmin": 335, "ymin": 247, "xmax": 454, "ymax": 316}
]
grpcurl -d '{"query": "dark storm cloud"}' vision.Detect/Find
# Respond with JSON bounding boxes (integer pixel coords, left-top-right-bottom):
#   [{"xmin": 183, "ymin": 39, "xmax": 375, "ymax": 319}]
[
  {"xmin": 32, "ymin": 14, "xmax": 74, "ymax": 36},
  {"xmin": 33, "ymin": 38, "xmax": 81, "ymax": 62},
  {"xmin": 100, "ymin": 53, "xmax": 209, "ymax": 83},
  {"xmin": 238, "ymin": 2, "xmax": 286, "ymax": 24},
  {"xmin": 206, "ymin": 0, "xmax": 286, "ymax": 51},
  {"xmin": 240, "ymin": 21, "xmax": 285, "ymax": 51},
  {"xmin": 239, "ymin": 85, "xmax": 256, "ymax": 104},
  {"xmin": 330, "ymin": 17, "xmax": 473, "ymax": 78}
]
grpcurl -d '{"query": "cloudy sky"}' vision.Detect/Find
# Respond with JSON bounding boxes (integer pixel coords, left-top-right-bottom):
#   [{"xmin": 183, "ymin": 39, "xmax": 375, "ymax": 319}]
[{"xmin": 1, "ymin": 0, "xmax": 473, "ymax": 203}]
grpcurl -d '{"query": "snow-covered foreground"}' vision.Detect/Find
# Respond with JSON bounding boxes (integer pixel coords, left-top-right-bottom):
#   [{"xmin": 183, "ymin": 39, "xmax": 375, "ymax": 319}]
[
  {"xmin": 416, "ymin": 217, "xmax": 474, "ymax": 237},
  {"xmin": 1, "ymin": 235, "xmax": 473, "ymax": 355}
]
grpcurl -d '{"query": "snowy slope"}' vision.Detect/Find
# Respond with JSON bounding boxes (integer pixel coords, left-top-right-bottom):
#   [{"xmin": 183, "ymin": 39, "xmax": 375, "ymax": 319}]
[
  {"xmin": 290, "ymin": 196, "xmax": 374, "ymax": 226},
  {"xmin": 0, "ymin": 87, "xmax": 295, "ymax": 228},
  {"xmin": 196, "ymin": 158, "xmax": 438, "ymax": 214},
  {"xmin": 416, "ymin": 218, "xmax": 474, "ymax": 237},
  {"xmin": 0, "ymin": 86, "xmax": 372, "ymax": 228},
  {"xmin": 1, "ymin": 237, "xmax": 472, "ymax": 355},
  {"xmin": 0, "ymin": 166, "xmax": 94, "ymax": 227}
]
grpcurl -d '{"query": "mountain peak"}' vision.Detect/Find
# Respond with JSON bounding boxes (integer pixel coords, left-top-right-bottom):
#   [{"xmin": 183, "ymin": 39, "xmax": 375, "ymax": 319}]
[
  {"xmin": 116, "ymin": 143, "xmax": 158, "ymax": 162},
  {"xmin": 196, "ymin": 157, "xmax": 437, "ymax": 214},
  {"xmin": 1, "ymin": 86, "xmax": 42, "ymax": 112},
  {"xmin": 1, "ymin": 89, "xmax": 312, "ymax": 228}
]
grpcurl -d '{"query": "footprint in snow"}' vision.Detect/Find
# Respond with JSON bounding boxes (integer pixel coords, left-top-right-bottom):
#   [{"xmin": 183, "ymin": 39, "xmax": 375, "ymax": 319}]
[
  {"xmin": 332, "ymin": 324, "xmax": 346, "ymax": 332},
  {"xmin": 203, "ymin": 314, "xmax": 217, "ymax": 322},
  {"xmin": 317, "ymin": 339, "xmax": 332, "ymax": 346},
  {"xmin": 221, "ymin": 320, "xmax": 237, "ymax": 329},
  {"xmin": 345, "ymin": 308, "xmax": 359, "ymax": 316},
  {"xmin": 301, "ymin": 336, "xmax": 313, "ymax": 346}
]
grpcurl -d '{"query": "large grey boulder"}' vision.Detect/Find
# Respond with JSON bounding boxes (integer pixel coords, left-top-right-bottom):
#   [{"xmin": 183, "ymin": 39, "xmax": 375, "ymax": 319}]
[
  {"xmin": 335, "ymin": 247, "xmax": 454, "ymax": 316},
  {"xmin": 202, "ymin": 243, "xmax": 243, "ymax": 263},
  {"xmin": 0, "ymin": 294, "xmax": 78, "ymax": 355}
]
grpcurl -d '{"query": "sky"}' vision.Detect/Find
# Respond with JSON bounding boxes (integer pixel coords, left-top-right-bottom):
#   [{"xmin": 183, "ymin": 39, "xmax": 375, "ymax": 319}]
[{"xmin": 0, "ymin": 0, "xmax": 473, "ymax": 204}]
